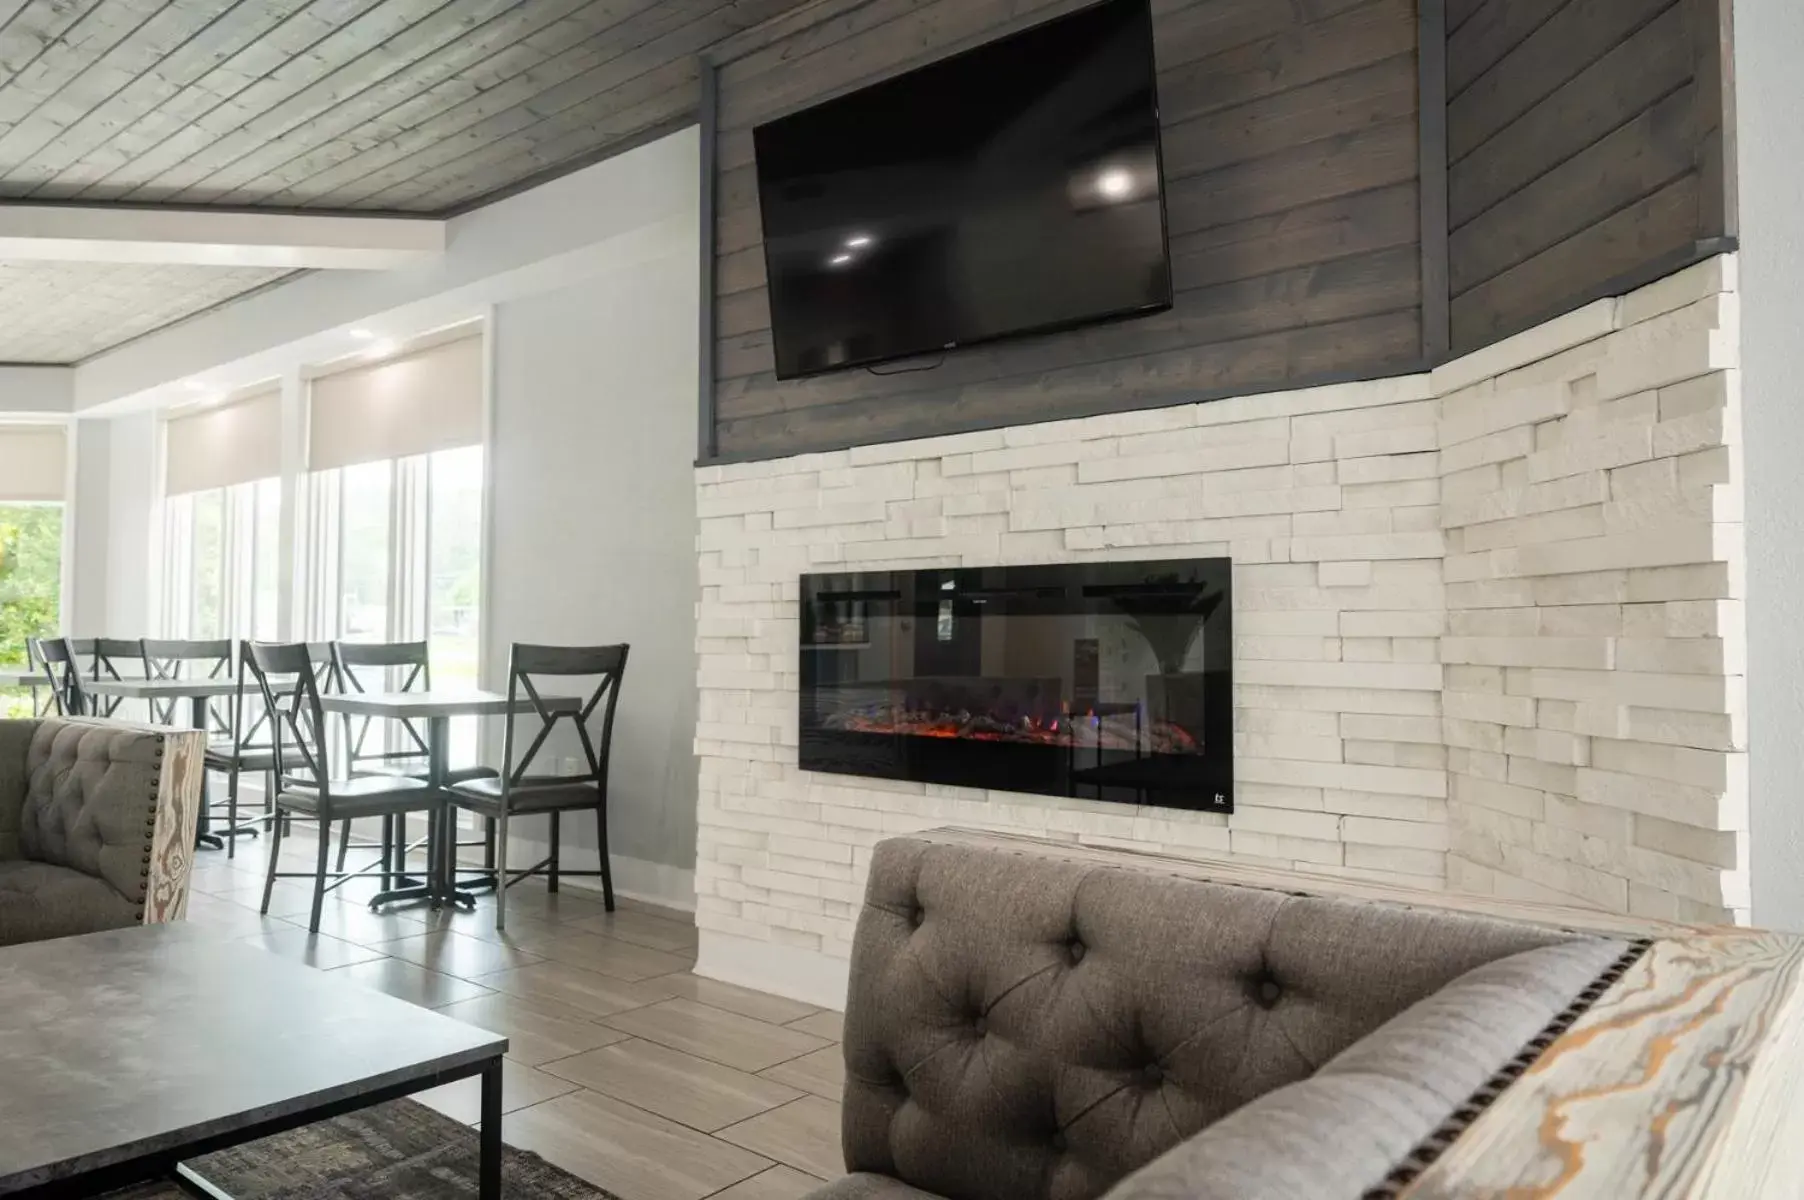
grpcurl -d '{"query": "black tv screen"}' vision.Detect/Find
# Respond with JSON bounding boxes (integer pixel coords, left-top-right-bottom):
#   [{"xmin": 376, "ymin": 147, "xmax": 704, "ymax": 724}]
[{"xmin": 751, "ymin": 0, "xmax": 1172, "ymax": 381}]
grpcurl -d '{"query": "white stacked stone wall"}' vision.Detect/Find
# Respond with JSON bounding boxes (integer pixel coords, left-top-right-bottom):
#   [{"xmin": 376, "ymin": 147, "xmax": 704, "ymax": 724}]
[
  {"xmin": 692, "ymin": 256, "xmax": 1744, "ymax": 1004},
  {"xmin": 1436, "ymin": 258, "xmax": 1746, "ymax": 924}
]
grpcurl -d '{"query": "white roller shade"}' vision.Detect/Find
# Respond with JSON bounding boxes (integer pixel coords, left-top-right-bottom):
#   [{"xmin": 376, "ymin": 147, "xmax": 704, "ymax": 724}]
[
  {"xmin": 164, "ymin": 388, "xmax": 282, "ymax": 496},
  {"xmin": 307, "ymin": 333, "xmax": 483, "ymax": 471},
  {"xmin": 0, "ymin": 425, "xmax": 67, "ymax": 502}
]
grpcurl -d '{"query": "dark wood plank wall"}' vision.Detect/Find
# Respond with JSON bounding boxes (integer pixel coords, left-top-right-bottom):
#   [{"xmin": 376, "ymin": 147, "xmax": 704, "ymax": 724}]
[
  {"xmin": 1445, "ymin": 0, "xmax": 1735, "ymax": 352},
  {"xmin": 708, "ymin": 0, "xmax": 1427, "ymax": 460}
]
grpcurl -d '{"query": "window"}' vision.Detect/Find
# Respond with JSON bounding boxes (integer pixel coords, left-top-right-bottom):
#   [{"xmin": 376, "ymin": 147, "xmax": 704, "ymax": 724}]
[
  {"xmin": 160, "ymin": 479, "xmax": 280, "ymax": 640},
  {"xmin": 300, "ymin": 330, "xmax": 487, "ymax": 769},
  {"xmin": 0, "ymin": 425, "xmax": 68, "ymax": 717},
  {"xmin": 160, "ymin": 390, "xmax": 282, "ymax": 641}
]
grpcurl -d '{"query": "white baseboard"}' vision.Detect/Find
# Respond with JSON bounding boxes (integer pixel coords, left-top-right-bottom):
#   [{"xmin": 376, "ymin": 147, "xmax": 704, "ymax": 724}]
[
  {"xmin": 695, "ymin": 930, "xmax": 850, "ymax": 1012},
  {"xmin": 555, "ymin": 854, "xmax": 697, "ymax": 914}
]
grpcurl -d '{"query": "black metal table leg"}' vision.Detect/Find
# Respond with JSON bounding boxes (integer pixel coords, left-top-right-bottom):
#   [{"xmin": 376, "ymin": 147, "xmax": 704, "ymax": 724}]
[
  {"xmin": 190, "ymin": 694, "xmax": 226, "ymax": 851},
  {"xmin": 480, "ymin": 1058, "xmax": 503, "ymax": 1200}
]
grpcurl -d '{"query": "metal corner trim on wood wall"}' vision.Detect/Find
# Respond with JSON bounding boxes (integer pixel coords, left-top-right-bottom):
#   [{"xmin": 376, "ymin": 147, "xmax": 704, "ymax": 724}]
[
  {"xmin": 698, "ymin": 55, "xmax": 720, "ymax": 464},
  {"xmin": 1419, "ymin": 0, "xmax": 1451, "ymax": 362}
]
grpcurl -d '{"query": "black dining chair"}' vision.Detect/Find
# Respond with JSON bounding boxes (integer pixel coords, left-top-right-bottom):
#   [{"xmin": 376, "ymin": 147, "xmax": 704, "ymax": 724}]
[
  {"xmin": 204, "ymin": 641, "xmax": 283, "ymax": 860},
  {"xmin": 247, "ymin": 642, "xmax": 442, "ymax": 934},
  {"xmin": 89, "ymin": 637, "xmax": 145, "ymax": 719},
  {"xmin": 34, "ymin": 637, "xmax": 86, "ymax": 716},
  {"xmin": 141, "ymin": 638, "xmax": 234, "ymax": 733},
  {"xmin": 329, "ymin": 640, "xmax": 500, "ymax": 875},
  {"xmin": 445, "ymin": 643, "xmax": 629, "ymax": 931}
]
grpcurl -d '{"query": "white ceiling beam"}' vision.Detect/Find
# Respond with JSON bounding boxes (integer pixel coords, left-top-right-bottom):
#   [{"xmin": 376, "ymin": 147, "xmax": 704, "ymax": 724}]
[{"xmin": 0, "ymin": 205, "xmax": 445, "ymax": 270}]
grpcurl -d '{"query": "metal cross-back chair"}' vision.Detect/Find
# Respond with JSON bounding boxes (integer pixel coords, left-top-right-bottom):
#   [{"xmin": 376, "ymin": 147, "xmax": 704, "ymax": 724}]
[
  {"xmin": 141, "ymin": 637, "xmax": 235, "ymax": 733},
  {"xmin": 330, "ymin": 640, "xmax": 499, "ymax": 875},
  {"xmin": 247, "ymin": 642, "xmax": 441, "ymax": 933},
  {"xmin": 88, "ymin": 637, "xmax": 146, "ymax": 718},
  {"xmin": 34, "ymin": 637, "xmax": 87, "ymax": 716},
  {"xmin": 446, "ymin": 643, "xmax": 630, "ymax": 931},
  {"xmin": 202, "ymin": 640, "xmax": 285, "ymax": 859}
]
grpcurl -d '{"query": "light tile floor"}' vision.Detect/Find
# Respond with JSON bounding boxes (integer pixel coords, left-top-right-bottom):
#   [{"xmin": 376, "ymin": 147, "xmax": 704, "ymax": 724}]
[{"xmin": 183, "ymin": 840, "xmax": 841, "ymax": 1200}]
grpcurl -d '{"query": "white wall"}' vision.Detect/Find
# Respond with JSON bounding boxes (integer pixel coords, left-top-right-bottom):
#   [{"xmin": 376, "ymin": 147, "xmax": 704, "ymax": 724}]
[
  {"xmin": 488, "ymin": 242, "xmax": 701, "ymax": 903},
  {"xmin": 65, "ymin": 129, "xmax": 705, "ymax": 909},
  {"xmin": 1736, "ymin": 0, "xmax": 1804, "ymax": 931}
]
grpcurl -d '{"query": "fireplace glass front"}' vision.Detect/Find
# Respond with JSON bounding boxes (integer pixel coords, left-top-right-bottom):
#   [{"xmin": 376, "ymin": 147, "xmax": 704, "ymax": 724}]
[{"xmin": 799, "ymin": 559, "xmax": 1231, "ymax": 812}]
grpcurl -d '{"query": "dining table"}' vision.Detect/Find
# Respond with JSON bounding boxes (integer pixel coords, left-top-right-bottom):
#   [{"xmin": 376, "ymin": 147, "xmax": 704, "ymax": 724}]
[
  {"xmin": 85, "ymin": 677, "xmax": 238, "ymax": 851},
  {"xmin": 319, "ymin": 689, "xmax": 581, "ymax": 912},
  {"xmin": 0, "ymin": 665, "xmax": 51, "ymax": 715}
]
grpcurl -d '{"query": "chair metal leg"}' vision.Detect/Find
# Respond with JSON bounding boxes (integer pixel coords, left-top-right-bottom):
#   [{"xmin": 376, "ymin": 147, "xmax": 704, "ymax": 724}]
[
  {"xmin": 483, "ymin": 818, "xmax": 496, "ymax": 871},
  {"xmin": 494, "ymin": 818, "xmax": 510, "ymax": 932},
  {"xmin": 381, "ymin": 814, "xmax": 395, "ymax": 890},
  {"xmin": 596, "ymin": 802, "xmax": 614, "ymax": 912},
  {"xmin": 225, "ymin": 769, "xmax": 240, "ymax": 861},
  {"xmin": 260, "ymin": 807, "xmax": 284, "ymax": 915},
  {"xmin": 548, "ymin": 812, "xmax": 560, "ymax": 894},
  {"xmin": 335, "ymin": 818, "xmax": 353, "ymax": 873},
  {"xmin": 309, "ymin": 815, "xmax": 331, "ymax": 934}
]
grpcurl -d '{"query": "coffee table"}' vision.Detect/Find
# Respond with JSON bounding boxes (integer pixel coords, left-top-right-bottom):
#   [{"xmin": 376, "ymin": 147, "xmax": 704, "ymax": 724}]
[{"xmin": 0, "ymin": 925, "xmax": 507, "ymax": 1198}]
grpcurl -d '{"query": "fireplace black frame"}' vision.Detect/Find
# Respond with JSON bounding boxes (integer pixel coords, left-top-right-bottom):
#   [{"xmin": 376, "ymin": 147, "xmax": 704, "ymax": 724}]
[{"xmin": 798, "ymin": 558, "xmax": 1232, "ymax": 813}]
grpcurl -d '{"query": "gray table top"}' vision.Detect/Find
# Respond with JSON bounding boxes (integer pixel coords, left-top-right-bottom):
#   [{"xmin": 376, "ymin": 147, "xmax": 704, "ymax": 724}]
[
  {"xmin": 83, "ymin": 678, "xmax": 238, "ymax": 699},
  {"xmin": 321, "ymin": 689, "xmax": 581, "ymax": 719},
  {"xmin": 0, "ymin": 924, "xmax": 505, "ymax": 1191}
]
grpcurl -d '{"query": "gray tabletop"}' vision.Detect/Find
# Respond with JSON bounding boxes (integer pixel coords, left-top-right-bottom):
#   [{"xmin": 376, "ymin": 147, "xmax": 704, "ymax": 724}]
[
  {"xmin": 83, "ymin": 678, "xmax": 238, "ymax": 699},
  {"xmin": 321, "ymin": 689, "xmax": 580, "ymax": 719},
  {"xmin": 0, "ymin": 924, "xmax": 506, "ymax": 1191}
]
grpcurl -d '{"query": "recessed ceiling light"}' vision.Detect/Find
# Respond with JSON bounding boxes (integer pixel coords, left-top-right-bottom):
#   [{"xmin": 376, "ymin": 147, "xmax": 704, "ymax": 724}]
[
  {"xmin": 1097, "ymin": 168, "xmax": 1134, "ymax": 201},
  {"xmin": 349, "ymin": 328, "xmax": 376, "ymax": 341},
  {"xmin": 828, "ymin": 253, "xmax": 855, "ymax": 267},
  {"xmin": 845, "ymin": 234, "xmax": 874, "ymax": 249}
]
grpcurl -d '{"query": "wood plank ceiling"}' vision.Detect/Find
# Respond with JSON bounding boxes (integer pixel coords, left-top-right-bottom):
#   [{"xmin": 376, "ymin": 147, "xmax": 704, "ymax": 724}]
[{"xmin": 0, "ymin": 0, "xmax": 808, "ymax": 362}]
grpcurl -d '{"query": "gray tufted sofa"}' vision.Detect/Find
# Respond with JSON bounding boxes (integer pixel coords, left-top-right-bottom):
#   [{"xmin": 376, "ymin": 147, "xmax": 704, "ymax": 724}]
[
  {"xmin": 809, "ymin": 834, "xmax": 1641, "ymax": 1200},
  {"xmin": 0, "ymin": 716, "xmax": 206, "ymax": 947}
]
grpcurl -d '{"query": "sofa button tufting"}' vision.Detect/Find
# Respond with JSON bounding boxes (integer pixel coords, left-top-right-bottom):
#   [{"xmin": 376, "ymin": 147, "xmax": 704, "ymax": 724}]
[
  {"xmin": 1258, "ymin": 980, "xmax": 1283, "ymax": 1006},
  {"xmin": 911, "ymin": 907, "xmax": 925, "ymax": 928},
  {"xmin": 1068, "ymin": 939, "xmax": 1085, "ymax": 964},
  {"xmin": 1049, "ymin": 1133, "xmax": 1068, "ymax": 1154},
  {"xmin": 1142, "ymin": 1063, "xmax": 1163, "ymax": 1086},
  {"xmin": 972, "ymin": 1015, "xmax": 987, "ymax": 1036}
]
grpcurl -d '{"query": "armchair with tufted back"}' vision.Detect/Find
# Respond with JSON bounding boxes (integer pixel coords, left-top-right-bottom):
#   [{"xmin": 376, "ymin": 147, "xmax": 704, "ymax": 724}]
[
  {"xmin": 809, "ymin": 834, "xmax": 1644, "ymax": 1200},
  {"xmin": 0, "ymin": 716, "xmax": 206, "ymax": 948}
]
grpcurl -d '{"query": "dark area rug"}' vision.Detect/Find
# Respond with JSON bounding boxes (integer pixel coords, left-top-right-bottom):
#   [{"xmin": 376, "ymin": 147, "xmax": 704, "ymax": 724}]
[{"xmin": 105, "ymin": 1098, "xmax": 620, "ymax": 1199}]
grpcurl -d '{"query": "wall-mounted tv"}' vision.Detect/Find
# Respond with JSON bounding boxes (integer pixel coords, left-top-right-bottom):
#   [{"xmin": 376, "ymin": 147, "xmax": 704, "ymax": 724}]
[{"xmin": 751, "ymin": 0, "xmax": 1171, "ymax": 381}]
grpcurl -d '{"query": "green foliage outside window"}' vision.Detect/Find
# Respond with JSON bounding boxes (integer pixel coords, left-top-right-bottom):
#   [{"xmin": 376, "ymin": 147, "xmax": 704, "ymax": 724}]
[{"xmin": 0, "ymin": 504, "xmax": 61, "ymax": 717}]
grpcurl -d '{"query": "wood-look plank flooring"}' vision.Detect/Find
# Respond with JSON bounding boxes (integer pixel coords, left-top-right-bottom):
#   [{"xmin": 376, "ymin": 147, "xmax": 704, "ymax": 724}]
[{"xmin": 183, "ymin": 838, "xmax": 839, "ymax": 1200}]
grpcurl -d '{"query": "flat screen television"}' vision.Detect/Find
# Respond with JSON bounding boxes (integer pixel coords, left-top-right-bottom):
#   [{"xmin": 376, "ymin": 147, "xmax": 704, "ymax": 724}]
[{"xmin": 751, "ymin": 0, "xmax": 1172, "ymax": 381}]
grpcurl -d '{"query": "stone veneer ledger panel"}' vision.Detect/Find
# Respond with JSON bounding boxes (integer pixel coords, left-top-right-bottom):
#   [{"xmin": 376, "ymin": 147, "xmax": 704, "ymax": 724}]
[{"xmin": 693, "ymin": 257, "xmax": 1744, "ymax": 1006}]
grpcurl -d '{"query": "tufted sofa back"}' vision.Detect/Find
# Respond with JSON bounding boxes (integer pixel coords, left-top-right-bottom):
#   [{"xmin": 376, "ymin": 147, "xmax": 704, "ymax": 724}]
[
  {"xmin": 0, "ymin": 719, "xmax": 32, "ymax": 860},
  {"xmin": 19, "ymin": 719, "xmax": 175, "ymax": 905},
  {"xmin": 842, "ymin": 837, "xmax": 1589, "ymax": 1200}
]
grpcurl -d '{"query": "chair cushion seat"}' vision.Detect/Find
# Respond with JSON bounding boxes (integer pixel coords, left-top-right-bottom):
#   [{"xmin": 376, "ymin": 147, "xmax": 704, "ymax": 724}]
[
  {"xmin": 0, "ymin": 860, "xmax": 139, "ymax": 948},
  {"xmin": 447, "ymin": 775, "xmax": 599, "ymax": 814},
  {"xmin": 277, "ymin": 774, "xmax": 436, "ymax": 818},
  {"xmin": 353, "ymin": 761, "xmax": 498, "ymax": 786},
  {"xmin": 206, "ymin": 742, "xmax": 275, "ymax": 770}
]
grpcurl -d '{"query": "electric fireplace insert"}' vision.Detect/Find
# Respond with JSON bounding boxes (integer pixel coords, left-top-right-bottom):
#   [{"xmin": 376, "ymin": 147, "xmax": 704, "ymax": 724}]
[{"xmin": 799, "ymin": 559, "xmax": 1232, "ymax": 812}]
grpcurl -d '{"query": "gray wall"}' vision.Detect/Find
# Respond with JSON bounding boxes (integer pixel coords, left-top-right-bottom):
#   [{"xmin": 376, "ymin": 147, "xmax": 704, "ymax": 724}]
[
  {"xmin": 1738, "ymin": 0, "xmax": 1804, "ymax": 931},
  {"xmin": 489, "ymin": 246, "xmax": 701, "ymax": 901}
]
